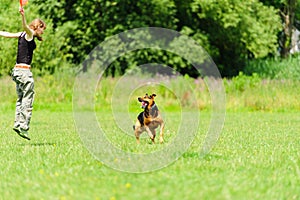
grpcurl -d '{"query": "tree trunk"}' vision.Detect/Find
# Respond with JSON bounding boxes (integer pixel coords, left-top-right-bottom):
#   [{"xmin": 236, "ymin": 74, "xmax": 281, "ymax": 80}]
[{"xmin": 279, "ymin": 0, "xmax": 296, "ymax": 58}]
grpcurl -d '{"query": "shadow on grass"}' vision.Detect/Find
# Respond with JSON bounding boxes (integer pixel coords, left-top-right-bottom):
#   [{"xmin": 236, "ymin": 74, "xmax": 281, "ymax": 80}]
[
  {"xmin": 182, "ymin": 152, "xmax": 222, "ymax": 160},
  {"xmin": 19, "ymin": 142, "xmax": 56, "ymax": 146}
]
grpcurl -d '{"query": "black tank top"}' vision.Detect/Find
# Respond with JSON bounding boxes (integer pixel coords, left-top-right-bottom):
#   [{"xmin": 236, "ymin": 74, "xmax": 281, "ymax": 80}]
[{"xmin": 16, "ymin": 32, "xmax": 36, "ymax": 65}]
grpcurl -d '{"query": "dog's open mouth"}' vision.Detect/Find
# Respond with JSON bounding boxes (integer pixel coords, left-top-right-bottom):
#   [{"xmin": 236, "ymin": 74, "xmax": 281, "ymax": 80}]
[{"xmin": 141, "ymin": 101, "xmax": 147, "ymax": 108}]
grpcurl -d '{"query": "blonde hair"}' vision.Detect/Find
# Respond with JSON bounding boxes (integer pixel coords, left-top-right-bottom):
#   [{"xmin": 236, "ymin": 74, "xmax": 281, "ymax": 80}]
[{"xmin": 29, "ymin": 18, "xmax": 46, "ymax": 41}]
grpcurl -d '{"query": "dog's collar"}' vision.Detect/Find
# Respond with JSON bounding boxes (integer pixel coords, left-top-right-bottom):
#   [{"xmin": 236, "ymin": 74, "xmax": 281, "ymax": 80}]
[
  {"xmin": 151, "ymin": 103, "xmax": 157, "ymax": 109},
  {"xmin": 150, "ymin": 103, "xmax": 159, "ymax": 117},
  {"xmin": 141, "ymin": 102, "xmax": 157, "ymax": 109}
]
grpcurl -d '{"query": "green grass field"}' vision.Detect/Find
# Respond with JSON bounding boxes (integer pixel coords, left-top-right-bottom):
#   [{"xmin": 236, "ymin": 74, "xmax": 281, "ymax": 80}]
[
  {"xmin": 0, "ymin": 75, "xmax": 299, "ymax": 199},
  {"xmin": 0, "ymin": 109, "xmax": 299, "ymax": 199}
]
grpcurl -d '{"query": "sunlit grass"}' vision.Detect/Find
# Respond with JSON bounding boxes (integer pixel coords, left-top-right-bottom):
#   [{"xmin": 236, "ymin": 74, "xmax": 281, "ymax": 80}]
[
  {"xmin": 0, "ymin": 74, "xmax": 299, "ymax": 199},
  {"xmin": 0, "ymin": 110, "xmax": 299, "ymax": 199}
]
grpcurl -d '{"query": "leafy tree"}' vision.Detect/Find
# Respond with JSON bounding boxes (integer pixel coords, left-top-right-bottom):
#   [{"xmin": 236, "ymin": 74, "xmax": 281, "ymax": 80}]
[
  {"xmin": 0, "ymin": 0, "xmax": 286, "ymax": 77},
  {"xmin": 190, "ymin": 0, "xmax": 281, "ymax": 76},
  {"xmin": 34, "ymin": 0, "xmax": 178, "ymax": 65},
  {"xmin": 260, "ymin": 0, "xmax": 300, "ymax": 57}
]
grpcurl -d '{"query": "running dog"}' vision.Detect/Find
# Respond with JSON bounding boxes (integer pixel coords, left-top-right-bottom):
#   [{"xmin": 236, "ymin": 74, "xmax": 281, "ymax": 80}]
[{"xmin": 133, "ymin": 93, "xmax": 164, "ymax": 144}]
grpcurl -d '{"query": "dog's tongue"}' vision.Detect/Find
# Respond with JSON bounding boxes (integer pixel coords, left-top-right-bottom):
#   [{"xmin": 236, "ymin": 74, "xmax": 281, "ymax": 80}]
[{"xmin": 141, "ymin": 101, "xmax": 147, "ymax": 108}]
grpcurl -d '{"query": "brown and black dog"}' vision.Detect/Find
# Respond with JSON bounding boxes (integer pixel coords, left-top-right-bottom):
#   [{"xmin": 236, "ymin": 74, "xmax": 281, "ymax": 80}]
[{"xmin": 133, "ymin": 93, "xmax": 164, "ymax": 144}]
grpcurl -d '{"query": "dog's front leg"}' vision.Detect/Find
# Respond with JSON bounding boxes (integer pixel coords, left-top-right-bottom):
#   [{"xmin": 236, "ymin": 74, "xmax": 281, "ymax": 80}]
[
  {"xmin": 145, "ymin": 126, "xmax": 155, "ymax": 143},
  {"xmin": 159, "ymin": 121, "xmax": 165, "ymax": 143}
]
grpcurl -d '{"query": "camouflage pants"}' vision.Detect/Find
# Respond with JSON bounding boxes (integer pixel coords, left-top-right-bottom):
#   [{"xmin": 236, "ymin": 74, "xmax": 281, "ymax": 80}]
[{"xmin": 11, "ymin": 68, "xmax": 35, "ymax": 131}]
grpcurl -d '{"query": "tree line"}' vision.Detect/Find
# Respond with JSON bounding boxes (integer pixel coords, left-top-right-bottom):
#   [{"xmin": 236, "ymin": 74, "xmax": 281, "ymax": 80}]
[{"xmin": 0, "ymin": 0, "xmax": 299, "ymax": 77}]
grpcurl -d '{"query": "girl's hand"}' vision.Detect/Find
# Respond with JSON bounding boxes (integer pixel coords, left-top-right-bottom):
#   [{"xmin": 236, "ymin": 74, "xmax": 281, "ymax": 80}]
[{"xmin": 19, "ymin": 7, "xmax": 24, "ymax": 15}]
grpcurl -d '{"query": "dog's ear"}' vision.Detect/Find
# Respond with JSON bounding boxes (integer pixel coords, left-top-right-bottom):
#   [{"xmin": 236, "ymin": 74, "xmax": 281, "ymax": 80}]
[{"xmin": 152, "ymin": 94, "xmax": 156, "ymax": 98}]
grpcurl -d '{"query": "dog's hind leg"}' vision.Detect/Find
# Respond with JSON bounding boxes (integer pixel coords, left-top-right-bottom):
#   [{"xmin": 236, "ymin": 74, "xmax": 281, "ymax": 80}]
[
  {"xmin": 134, "ymin": 124, "xmax": 142, "ymax": 144},
  {"xmin": 151, "ymin": 129, "xmax": 156, "ymax": 142},
  {"xmin": 134, "ymin": 130, "xmax": 142, "ymax": 144}
]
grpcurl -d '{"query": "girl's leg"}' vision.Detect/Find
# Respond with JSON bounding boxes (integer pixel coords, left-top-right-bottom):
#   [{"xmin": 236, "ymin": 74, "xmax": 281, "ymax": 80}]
[
  {"xmin": 20, "ymin": 74, "xmax": 34, "ymax": 131},
  {"xmin": 12, "ymin": 69, "xmax": 35, "ymax": 131},
  {"xmin": 14, "ymin": 84, "xmax": 23, "ymax": 128}
]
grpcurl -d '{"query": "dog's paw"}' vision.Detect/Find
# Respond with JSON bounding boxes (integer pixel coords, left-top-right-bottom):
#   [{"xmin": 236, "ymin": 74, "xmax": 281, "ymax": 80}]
[{"xmin": 159, "ymin": 138, "xmax": 164, "ymax": 144}]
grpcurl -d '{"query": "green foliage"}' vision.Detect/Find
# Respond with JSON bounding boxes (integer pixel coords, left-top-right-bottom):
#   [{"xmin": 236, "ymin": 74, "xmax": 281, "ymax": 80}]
[
  {"xmin": 33, "ymin": 72, "xmax": 74, "ymax": 110},
  {"xmin": 191, "ymin": 0, "xmax": 281, "ymax": 76},
  {"xmin": 224, "ymin": 74, "xmax": 300, "ymax": 111},
  {"xmin": 1, "ymin": 72, "xmax": 299, "ymax": 112},
  {"xmin": 0, "ymin": 0, "xmax": 299, "ymax": 77},
  {"xmin": 94, "ymin": 75, "xmax": 210, "ymax": 111},
  {"xmin": 226, "ymin": 72, "xmax": 261, "ymax": 92},
  {"xmin": 34, "ymin": 0, "xmax": 178, "ymax": 65},
  {"xmin": 33, "ymin": 0, "xmax": 282, "ymax": 77},
  {"xmin": 245, "ymin": 55, "xmax": 300, "ymax": 80}
]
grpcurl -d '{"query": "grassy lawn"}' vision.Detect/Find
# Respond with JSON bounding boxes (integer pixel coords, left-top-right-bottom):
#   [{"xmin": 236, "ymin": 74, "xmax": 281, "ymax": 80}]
[{"xmin": 0, "ymin": 109, "xmax": 299, "ymax": 200}]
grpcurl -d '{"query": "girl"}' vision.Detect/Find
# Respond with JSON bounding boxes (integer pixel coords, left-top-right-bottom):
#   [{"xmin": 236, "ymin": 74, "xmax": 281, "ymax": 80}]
[{"xmin": 0, "ymin": 8, "xmax": 46, "ymax": 140}]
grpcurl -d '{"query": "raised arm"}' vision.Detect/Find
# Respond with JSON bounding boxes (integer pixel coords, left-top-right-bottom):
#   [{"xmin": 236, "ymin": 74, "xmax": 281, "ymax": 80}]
[
  {"xmin": 19, "ymin": 7, "xmax": 34, "ymax": 40},
  {"xmin": 0, "ymin": 31, "xmax": 22, "ymax": 38}
]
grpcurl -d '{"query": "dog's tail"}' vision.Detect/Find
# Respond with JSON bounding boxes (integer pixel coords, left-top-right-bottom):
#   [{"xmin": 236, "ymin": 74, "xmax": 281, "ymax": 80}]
[{"xmin": 133, "ymin": 125, "xmax": 135, "ymax": 130}]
